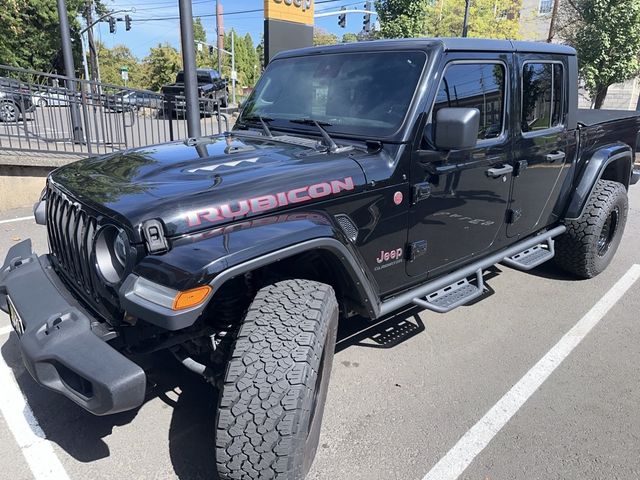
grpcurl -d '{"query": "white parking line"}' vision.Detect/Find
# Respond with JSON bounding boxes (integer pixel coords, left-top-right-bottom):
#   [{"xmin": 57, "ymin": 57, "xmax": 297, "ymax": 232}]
[
  {"xmin": 0, "ymin": 216, "xmax": 33, "ymax": 225},
  {"xmin": 0, "ymin": 347, "xmax": 71, "ymax": 479},
  {"xmin": 422, "ymin": 264, "xmax": 640, "ymax": 480}
]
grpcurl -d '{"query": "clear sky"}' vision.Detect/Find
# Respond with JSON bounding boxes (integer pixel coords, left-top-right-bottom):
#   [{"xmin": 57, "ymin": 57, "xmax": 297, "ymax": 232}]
[{"xmin": 94, "ymin": 0, "xmax": 372, "ymax": 58}]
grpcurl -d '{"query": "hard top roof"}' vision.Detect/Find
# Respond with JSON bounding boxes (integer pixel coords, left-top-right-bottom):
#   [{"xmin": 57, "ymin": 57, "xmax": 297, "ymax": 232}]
[{"xmin": 274, "ymin": 37, "xmax": 576, "ymax": 59}]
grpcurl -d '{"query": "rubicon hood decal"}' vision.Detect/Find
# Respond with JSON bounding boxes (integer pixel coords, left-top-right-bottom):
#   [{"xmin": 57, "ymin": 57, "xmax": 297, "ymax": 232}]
[{"xmin": 185, "ymin": 177, "xmax": 355, "ymax": 227}]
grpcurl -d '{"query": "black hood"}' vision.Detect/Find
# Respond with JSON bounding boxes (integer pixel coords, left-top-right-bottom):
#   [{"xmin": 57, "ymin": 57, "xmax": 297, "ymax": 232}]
[{"xmin": 50, "ymin": 134, "xmax": 367, "ymax": 241}]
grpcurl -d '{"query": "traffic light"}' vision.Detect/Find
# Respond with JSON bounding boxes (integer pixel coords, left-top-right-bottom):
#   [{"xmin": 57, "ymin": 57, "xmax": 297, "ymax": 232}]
[
  {"xmin": 209, "ymin": 45, "xmax": 215, "ymax": 56},
  {"xmin": 108, "ymin": 16, "xmax": 116, "ymax": 33},
  {"xmin": 125, "ymin": 14, "xmax": 132, "ymax": 31},
  {"xmin": 363, "ymin": 1, "xmax": 372, "ymax": 33},
  {"xmin": 338, "ymin": 6, "xmax": 346, "ymax": 28}
]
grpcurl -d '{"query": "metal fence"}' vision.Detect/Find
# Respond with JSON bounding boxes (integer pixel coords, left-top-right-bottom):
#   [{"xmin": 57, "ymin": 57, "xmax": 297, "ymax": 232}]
[{"xmin": 0, "ymin": 64, "xmax": 230, "ymax": 157}]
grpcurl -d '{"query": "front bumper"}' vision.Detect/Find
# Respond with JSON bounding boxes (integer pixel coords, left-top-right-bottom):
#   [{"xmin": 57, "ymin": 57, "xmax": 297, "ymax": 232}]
[{"xmin": 0, "ymin": 240, "xmax": 146, "ymax": 415}]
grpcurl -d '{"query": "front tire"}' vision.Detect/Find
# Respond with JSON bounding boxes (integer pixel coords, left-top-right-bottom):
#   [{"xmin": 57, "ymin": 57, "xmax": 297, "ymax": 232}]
[
  {"xmin": 215, "ymin": 279, "xmax": 338, "ymax": 480},
  {"xmin": 554, "ymin": 179, "xmax": 628, "ymax": 278},
  {"xmin": 0, "ymin": 101, "xmax": 19, "ymax": 122}
]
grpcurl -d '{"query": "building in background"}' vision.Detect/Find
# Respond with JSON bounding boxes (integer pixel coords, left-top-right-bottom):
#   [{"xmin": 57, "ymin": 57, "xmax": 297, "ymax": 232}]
[{"xmin": 518, "ymin": 0, "xmax": 640, "ymax": 110}]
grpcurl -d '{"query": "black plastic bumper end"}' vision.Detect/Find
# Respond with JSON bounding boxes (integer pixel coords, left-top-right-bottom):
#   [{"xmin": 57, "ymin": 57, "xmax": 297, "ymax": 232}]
[{"xmin": 1, "ymin": 241, "xmax": 146, "ymax": 415}]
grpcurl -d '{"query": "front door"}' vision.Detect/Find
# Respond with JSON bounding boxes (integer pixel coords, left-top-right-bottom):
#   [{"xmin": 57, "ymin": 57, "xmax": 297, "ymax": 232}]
[
  {"xmin": 407, "ymin": 55, "xmax": 513, "ymax": 277},
  {"xmin": 507, "ymin": 56, "xmax": 573, "ymax": 238}
]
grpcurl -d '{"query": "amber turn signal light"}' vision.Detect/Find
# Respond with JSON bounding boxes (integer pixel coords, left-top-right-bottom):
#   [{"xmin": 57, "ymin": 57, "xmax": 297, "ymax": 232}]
[{"xmin": 172, "ymin": 285, "xmax": 212, "ymax": 310}]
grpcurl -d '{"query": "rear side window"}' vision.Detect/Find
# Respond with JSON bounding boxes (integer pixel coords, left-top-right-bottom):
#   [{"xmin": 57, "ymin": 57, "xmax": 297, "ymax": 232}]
[
  {"xmin": 433, "ymin": 63, "xmax": 506, "ymax": 141},
  {"xmin": 521, "ymin": 62, "xmax": 564, "ymax": 132}
]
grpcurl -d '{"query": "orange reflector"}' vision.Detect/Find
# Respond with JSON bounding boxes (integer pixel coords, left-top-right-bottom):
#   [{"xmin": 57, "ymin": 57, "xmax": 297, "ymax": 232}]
[{"xmin": 172, "ymin": 285, "xmax": 212, "ymax": 311}]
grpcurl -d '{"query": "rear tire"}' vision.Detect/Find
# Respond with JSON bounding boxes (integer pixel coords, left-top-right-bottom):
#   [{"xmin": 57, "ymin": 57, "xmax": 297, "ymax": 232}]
[
  {"xmin": 215, "ymin": 279, "xmax": 338, "ymax": 480},
  {"xmin": 554, "ymin": 179, "xmax": 628, "ymax": 278}
]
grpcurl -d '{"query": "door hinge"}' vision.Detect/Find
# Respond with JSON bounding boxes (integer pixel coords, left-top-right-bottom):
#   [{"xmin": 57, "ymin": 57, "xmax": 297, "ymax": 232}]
[
  {"xmin": 408, "ymin": 240, "xmax": 428, "ymax": 261},
  {"xmin": 412, "ymin": 182, "xmax": 432, "ymax": 204},
  {"xmin": 507, "ymin": 208, "xmax": 522, "ymax": 224}
]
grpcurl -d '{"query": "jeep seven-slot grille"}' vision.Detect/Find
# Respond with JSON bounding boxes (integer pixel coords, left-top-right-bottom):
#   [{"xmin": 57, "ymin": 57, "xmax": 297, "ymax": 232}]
[{"xmin": 46, "ymin": 186, "xmax": 99, "ymax": 298}]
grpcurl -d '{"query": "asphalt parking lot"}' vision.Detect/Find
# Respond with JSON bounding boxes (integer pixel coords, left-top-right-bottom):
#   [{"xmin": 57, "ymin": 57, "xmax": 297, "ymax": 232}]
[{"xmin": 0, "ymin": 185, "xmax": 639, "ymax": 480}]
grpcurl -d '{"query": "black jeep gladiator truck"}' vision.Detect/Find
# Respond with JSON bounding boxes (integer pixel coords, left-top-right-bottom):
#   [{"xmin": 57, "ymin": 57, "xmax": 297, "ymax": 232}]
[
  {"xmin": 1, "ymin": 38, "xmax": 639, "ymax": 479},
  {"xmin": 162, "ymin": 68, "xmax": 228, "ymax": 112}
]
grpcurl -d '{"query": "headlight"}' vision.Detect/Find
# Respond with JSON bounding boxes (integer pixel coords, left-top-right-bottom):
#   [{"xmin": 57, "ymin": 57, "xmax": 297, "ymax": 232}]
[{"xmin": 95, "ymin": 226, "xmax": 130, "ymax": 284}]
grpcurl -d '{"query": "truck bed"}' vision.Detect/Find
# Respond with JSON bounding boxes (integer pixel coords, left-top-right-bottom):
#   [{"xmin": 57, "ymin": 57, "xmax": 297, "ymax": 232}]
[{"xmin": 577, "ymin": 108, "xmax": 640, "ymax": 127}]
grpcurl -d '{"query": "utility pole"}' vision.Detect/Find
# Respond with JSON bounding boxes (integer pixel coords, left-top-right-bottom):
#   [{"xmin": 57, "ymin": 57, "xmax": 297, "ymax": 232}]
[
  {"xmin": 56, "ymin": 0, "xmax": 84, "ymax": 143},
  {"xmin": 462, "ymin": 0, "xmax": 471, "ymax": 37},
  {"xmin": 216, "ymin": 0, "xmax": 224, "ymax": 75},
  {"xmin": 547, "ymin": 0, "xmax": 560, "ymax": 43},
  {"xmin": 178, "ymin": 0, "xmax": 201, "ymax": 138},
  {"xmin": 84, "ymin": 0, "xmax": 101, "ymax": 84}
]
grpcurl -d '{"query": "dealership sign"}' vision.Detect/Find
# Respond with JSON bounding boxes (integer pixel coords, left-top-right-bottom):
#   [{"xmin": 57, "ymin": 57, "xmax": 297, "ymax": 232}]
[{"xmin": 264, "ymin": 0, "xmax": 314, "ymax": 25}]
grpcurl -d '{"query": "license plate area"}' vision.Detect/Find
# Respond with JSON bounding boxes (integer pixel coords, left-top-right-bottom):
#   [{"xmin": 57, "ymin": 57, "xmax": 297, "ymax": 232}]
[{"xmin": 7, "ymin": 296, "xmax": 25, "ymax": 336}]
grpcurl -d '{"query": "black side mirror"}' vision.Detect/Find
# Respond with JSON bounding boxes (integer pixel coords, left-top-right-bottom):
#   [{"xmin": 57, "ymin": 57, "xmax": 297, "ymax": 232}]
[{"xmin": 434, "ymin": 107, "xmax": 480, "ymax": 151}]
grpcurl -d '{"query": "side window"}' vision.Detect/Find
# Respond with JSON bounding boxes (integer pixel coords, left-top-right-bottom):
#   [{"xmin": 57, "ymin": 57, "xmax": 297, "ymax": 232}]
[
  {"xmin": 521, "ymin": 62, "xmax": 564, "ymax": 133},
  {"xmin": 432, "ymin": 63, "xmax": 506, "ymax": 141}
]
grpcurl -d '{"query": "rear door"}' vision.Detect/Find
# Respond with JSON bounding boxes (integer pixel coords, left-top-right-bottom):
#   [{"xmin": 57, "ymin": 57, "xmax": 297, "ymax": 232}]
[
  {"xmin": 507, "ymin": 55, "xmax": 573, "ymax": 237},
  {"xmin": 406, "ymin": 54, "xmax": 513, "ymax": 277}
]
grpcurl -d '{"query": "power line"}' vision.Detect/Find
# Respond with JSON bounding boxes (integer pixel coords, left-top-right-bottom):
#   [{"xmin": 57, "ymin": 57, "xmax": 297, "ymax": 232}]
[{"xmin": 132, "ymin": 0, "xmax": 350, "ymax": 22}]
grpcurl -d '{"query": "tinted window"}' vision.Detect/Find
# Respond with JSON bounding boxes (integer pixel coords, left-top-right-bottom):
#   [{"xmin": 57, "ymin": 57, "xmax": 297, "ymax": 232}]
[
  {"xmin": 521, "ymin": 62, "xmax": 564, "ymax": 132},
  {"xmin": 240, "ymin": 51, "xmax": 427, "ymax": 137},
  {"xmin": 175, "ymin": 71, "xmax": 220, "ymax": 83},
  {"xmin": 433, "ymin": 63, "xmax": 506, "ymax": 140}
]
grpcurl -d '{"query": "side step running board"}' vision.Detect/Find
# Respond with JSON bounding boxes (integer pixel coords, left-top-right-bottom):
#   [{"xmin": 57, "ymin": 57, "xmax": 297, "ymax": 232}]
[
  {"xmin": 502, "ymin": 239, "xmax": 555, "ymax": 271},
  {"xmin": 412, "ymin": 270, "xmax": 484, "ymax": 313},
  {"xmin": 378, "ymin": 225, "xmax": 567, "ymax": 317}
]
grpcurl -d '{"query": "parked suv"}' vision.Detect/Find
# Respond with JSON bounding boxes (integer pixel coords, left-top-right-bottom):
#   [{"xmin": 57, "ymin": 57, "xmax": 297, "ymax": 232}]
[
  {"xmin": 161, "ymin": 68, "xmax": 228, "ymax": 113},
  {"xmin": 0, "ymin": 77, "xmax": 35, "ymax": 122},
  {"xmin": 2, "ymin": 39, "xmax": 639, "ymax": 480}
]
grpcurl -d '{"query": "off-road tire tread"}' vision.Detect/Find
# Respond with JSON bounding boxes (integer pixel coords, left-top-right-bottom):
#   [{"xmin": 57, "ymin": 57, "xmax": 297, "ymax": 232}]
[
  {"xmin": 554, "ymin": 179, "xmax": 628, "ymax": 278},
  {"xmin": 215, "ymin": 279, "xmax": 337, "ymax": 480}
]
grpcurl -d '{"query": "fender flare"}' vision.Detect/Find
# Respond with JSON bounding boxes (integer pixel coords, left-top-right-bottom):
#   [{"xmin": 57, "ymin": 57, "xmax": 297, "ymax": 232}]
[
  {"xmin": 208, "ymin": 238, "xmax": 380, "ymax": 318},
  {"xmin": 564, "ymin": 143, "xmax": 633, "ymax": 220}
]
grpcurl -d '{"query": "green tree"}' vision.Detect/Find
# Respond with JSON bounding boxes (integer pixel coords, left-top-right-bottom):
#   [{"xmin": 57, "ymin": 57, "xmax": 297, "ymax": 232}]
[
  {"xmin": 375, "ymin": 0, "xmax": 520, "ymax": 39},
  {"xmin": 342, "ymin": 32, "xmax": 358, "ymax": 43},
  {"xmin": 95, "ymin": 42, "xmax": 142, "ymax": 88},
  {"xmin": 375, "ymin": 0, "xmax": 432, "ymax": 38},
  {"xmin": 140, "ymin": 43, "xmax": 182, "ymax": 91},
  {"xmin": 0, "ymin": 0, "xmax": 89, "ymax": 74},
  {"xmin": 193, "ymin": 17, "xmax": 206, "ymax": 43},
  {"xmin": 193, "ymin": 17, "xmax": 214, "ymax": 68},
  {"xmin": 313, "ymin": 28, "xmax": 338, "ymax": 46},
  {"xmin": 561, "ymin": 0, "xmax": 640, "ymax": 108},
  {"xmin": 256, "ymin": 35, "xmax": 265, "ymax": 71},
  {"xmin": 244, "ymin": 33, "xmax": 260, "ymax": 86}
]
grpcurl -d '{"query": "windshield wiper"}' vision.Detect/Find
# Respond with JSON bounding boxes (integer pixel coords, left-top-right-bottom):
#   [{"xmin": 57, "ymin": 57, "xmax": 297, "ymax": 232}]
[
  {"xmin": 241, "ymin": 114, "xmax": 274, "ymax": 137},
  {"xmin": 289, "ymin": 118, "xmax": 352, "ymax": 154}
]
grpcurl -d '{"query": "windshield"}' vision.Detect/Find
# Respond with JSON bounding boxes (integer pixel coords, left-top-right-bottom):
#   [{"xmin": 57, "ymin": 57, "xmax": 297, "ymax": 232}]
[{"xmin": 240, "ymin": 51, "xmax": 427, "ymax": 137}]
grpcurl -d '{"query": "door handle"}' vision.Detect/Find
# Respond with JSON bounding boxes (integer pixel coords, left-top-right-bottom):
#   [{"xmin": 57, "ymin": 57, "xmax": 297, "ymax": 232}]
[
  {"xmin": 546, "ymin": 151, "xmax": 566, "ymax": 163},
  {"xmin": 485, "ymin": 165, "xmax": 514, "ymax": 178}
]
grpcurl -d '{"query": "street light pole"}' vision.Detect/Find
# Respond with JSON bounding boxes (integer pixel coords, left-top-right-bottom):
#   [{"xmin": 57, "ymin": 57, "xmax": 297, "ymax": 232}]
[
  {"xmin": 462, "ymin": 0, "xmax": 471, "ymax": 37},
  {"xmin": 231, "ymin": 31, "xmax": 236, "ymax": 106},
  {"xmin": 178, "ymin": 0, "xmax": 201, "ymax": 138},
  {"xmin": 56, "ymin": 0, "xmax": 84, "ymax": 143}
]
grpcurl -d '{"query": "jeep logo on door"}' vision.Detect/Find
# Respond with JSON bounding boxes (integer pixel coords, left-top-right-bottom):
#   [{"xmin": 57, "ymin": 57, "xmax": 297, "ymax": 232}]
[{"xmin": 265, "ymin": 0, "xmax": 315, "ymax": 25}]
